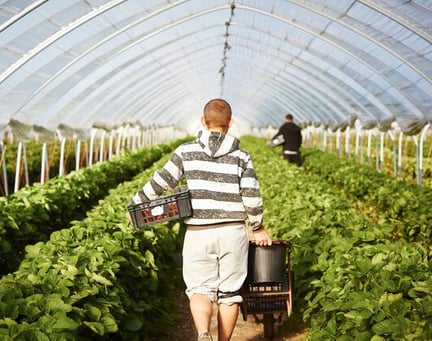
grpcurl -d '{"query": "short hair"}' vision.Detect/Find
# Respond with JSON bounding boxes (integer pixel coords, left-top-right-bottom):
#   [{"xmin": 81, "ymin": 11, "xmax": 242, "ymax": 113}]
[
  {"xmin": 285, "ymin": 114, "xmax": 293, "ymax": 120},
  {"xmin": 203, "ymin": 98, "xmax": 232, "ymax": 129}
]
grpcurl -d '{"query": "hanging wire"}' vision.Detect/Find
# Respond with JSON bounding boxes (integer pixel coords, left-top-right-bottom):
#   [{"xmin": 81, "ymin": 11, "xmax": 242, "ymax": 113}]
[{"xmin": 219, "ymin": 1, "xmax": 235, "ymax": 97}]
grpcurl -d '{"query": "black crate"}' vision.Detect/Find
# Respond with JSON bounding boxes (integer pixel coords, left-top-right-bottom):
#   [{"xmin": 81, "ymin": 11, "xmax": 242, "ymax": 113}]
[
  {"xmin": 127, "ymin": 190, "xmax": 192, "ymax": 228},
  {"xmin": 241, "ymin": 277, "xmax": 292, "ymax": 315}
]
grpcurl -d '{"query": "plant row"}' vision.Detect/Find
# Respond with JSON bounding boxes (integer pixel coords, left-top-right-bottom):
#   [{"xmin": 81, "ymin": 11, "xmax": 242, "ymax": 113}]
[
  {"xmin": 301, "ymin": 148, "xmax": 432, "ymax": 247},
  {"xmin": 241, "ymin": 137, "xmax": 432, "ymax": 340},
  {"xmin": 2, "ymin": 135, "xmax": 430, "ymax": 339},
  {"xmin": 0, "ymin": 152, "xmax": 185, "ymax": 340},
  {"xmin": 1, "ymin": 140, "xmax": 81, "ymax": 195},
  {"xmin": 0, "ymin": 138, "xmax": 190, "ymax": 276}
]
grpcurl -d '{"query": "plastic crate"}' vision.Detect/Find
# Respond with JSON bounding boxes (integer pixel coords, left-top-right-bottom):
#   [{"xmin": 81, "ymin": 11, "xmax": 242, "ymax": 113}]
[
  {"xmin": 127, "ymin": 190, "xmax": 192, "ymax": 228},
  {"xmin": 241, "ymin": 275, "xmax": 292, "ymax": 315}
]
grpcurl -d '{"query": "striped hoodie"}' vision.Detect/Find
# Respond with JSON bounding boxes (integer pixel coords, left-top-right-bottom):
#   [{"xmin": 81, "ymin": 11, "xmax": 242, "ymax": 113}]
[{"xmin": 131, "ymin": 129, "xmax": 263, "ymax": 230}]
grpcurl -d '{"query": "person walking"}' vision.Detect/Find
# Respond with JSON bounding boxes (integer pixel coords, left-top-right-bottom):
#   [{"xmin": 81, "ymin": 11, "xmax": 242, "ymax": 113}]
[
  {"xmin": 272, "ymin": 114, "xmax": 302, "ymax": 166},
  {"xmin": 128, "ymin": 98, "xmax": 272, "ymax": 341}
]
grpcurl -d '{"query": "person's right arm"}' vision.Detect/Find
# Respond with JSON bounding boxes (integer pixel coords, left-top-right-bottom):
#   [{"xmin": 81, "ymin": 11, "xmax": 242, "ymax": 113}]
[
  {"xmin": 240, "ymin": 153, "xmax": 272, "ymax": 246},
  {"xmin": 130, "ymin": 147, "xmax": 184, "ymax": 204}
]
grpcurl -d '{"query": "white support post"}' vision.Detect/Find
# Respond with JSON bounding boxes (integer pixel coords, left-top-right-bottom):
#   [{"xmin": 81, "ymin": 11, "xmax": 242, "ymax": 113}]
[
  {"xmin": 418, "ymin": 123, "xmax": 431, "ymax": 185},
  {"xmin": 40, "ymin": 142, "xmax": 48, "ymax": 184},
  {"xmin": 336, "ymin": 129, "xmax": 341, "ymax": 157},
  {"xmin": 322, "ymin": 129, "xmax": 327, "ymax": 151},
  {"xmin": 116, "ymin": 128, "xmax": 122, "ymax": 155},
  {"xmin": 355, "ymin": 128, "xmax": 360, "ymax": 158},
  {"xmin": 89, "ymin": 129, "xmax": 97, "ymax": 166},
  {"xmin": 379, "ymin": 131, "xmax": 385, "ymax": 170},
  {"xmin": 359, "ymin": 132, "xmax": 364, "ymax": 165},
  {"xmin": 345, "ymin": 126, "xmax": 350, "ymax": 159},
  {"xmin": 108, "ymin": 130, "xmax": 115, "ymax": 159},
  {"xmin": 1, "ymin": 141, "xmax": 8, "ymax": 196},
  {"xmin": 23, "ymin": 143, "xmax": 29, "ymax": 186},
  {"xmin": 75, "ymin": 139, "xmax": 81, "ymax": 171},
  {"xmin": 398, "ymin": 132, "xmax": 404, "ymax": 177},
  {"xmin": 387, "ymin": 131, "xmax": 396, "ymax": 176},
  {"xmin": 14, "ymin": 142, "xmax": 23, "ymax": 192},
  {"xmin": 367, "ymin": 130, "xmax": 372, "ymax": 164},
  {"xmin": 375, "ymin": 132, "xmax": 379, "ymax": 171},
  {"xmin": 99, "ymin": 130, "xmax": 106, "ymax": 163},
  {"xmin": 59, "ymin": 137, "xmax": 66, "ymax": 176}
]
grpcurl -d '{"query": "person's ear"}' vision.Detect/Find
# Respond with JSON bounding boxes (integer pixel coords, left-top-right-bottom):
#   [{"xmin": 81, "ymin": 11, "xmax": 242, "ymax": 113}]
[
  {"xmin": 228, "ymin": 118, "xmax": 233, "ymax": 128},
  {"xmin": 201, "ymin": 116, "xmax": 207, "ymax": 128}
]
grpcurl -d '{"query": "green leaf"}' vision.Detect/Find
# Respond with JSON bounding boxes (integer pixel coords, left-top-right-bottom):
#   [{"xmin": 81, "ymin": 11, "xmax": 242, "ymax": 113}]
[
  {"xmin": 91, "ymin": 273, "xmax": 113, "ymax": 286},
  {"xmin": 83, "ymin": 321, "xmax": 105, "ymax": 335},
  {"xmin": 123, "ymin": 314, "xmax": 142, "ymax": 331},
  {"xmin": 101, "ymin": 315, "xmax": 118, "ymax": 333},
  {"xmin": 53, "ymin": 312, "xmax": 79, "ymax": 330},
  {"xmin": 0, "ymin": 302, "xmax": 19, "ymax": 319},
  {"xmin": 372, "ymin": 319, "xmax": 398, "ymax": 336},
  {"xmin": 26, "ymin": 330, "xmax": 50, "ymax": 341},
  {"xmin": 85, "ymin": 304, "xmax": 102, "ymax": 321}
]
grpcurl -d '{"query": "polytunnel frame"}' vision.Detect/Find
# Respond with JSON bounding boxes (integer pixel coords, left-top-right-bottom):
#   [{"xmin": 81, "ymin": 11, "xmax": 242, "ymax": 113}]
[
  {"xmin": 0, "ymin": 123, "xmax": 153, "ymax": 195},
  {"xmin": 6, "ymin": 2, "xmax": 227, "ymax": 130},
  {"xmin": 1, "ymin": 1, "xmax": 432, "ymax": 193},
  {"xmin": 318, "ymin": 122, "xmax": 432, "ymax": 185},
  {"xmin": 2, "ymin": 1, "xmax": 427, "ymax": 133}
]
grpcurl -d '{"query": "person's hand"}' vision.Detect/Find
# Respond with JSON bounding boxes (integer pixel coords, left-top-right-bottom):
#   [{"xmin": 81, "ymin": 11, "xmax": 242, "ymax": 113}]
[
  {"xmin": 252, "ymin": 228, "xmax": 272, "ymax": 246},
  {"xmin": 126, "ymin": 212, "xmax": 133, "ymax": 225}
]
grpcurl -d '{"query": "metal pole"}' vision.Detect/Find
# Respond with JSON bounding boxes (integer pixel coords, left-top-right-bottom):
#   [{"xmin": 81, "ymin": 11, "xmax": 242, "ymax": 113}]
[
  {"xmin": 418, "ymin": 123, "xmax": 431, "ymax": 185},
  {"xmin": 59, "ymin": 137, "xmax": 66, "ymax": 176},
  {"xmin": 1, "ymin": 141, "xmax": 8, "ymax": 196},
  {"xmin": 14, "ymin": 141, "xmax": 23, "ymax": 192}
]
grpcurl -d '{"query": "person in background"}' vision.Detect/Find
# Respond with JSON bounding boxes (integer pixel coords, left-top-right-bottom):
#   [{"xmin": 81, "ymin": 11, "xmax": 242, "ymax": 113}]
[
  {"xmin": 128, "ymin": 98, "xmax": 272, "ymax": 341},
  {"xmin": 272, "ymin": 114, "xmax": 303, "ymax": 166}
]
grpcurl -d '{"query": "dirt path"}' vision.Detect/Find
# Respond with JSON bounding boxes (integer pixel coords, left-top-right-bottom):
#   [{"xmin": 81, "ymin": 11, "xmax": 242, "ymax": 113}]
[{"xmin": 164, "ymin": 287, "xmax": 308, "ymax": 341}]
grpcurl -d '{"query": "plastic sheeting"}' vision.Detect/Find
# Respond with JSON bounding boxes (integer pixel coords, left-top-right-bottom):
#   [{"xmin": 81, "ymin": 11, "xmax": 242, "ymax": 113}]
[{"xmin": 0, "ymin": 0, "xmax": 431, "ymax": 139}]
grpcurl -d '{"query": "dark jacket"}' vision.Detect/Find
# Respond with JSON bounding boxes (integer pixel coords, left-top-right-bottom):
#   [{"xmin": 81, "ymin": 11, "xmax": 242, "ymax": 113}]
[{"xmin": 273, "ymin": 122, "xmax": 302, "ymax": 152}]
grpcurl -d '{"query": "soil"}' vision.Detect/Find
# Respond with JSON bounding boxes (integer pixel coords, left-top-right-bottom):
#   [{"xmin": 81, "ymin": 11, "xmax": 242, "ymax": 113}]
[{"xmin": 163, "ymin": 286, "xmax": 308, "ymax": 341}]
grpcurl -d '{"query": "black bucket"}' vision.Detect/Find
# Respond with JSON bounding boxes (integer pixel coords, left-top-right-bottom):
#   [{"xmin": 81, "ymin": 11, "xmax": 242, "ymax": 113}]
[{"xmin": 247, "ymin": 242, "xmax": 286, "ymax": 283}]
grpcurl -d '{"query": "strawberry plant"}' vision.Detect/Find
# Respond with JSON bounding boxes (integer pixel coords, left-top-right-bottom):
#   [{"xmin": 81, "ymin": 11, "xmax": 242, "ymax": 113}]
[
  {"xmin": 0, "ymin": 152, "xmax": 184, "ymax": 339},
  {"xmin": 241, "ymin": 136, "xmax": 432, "ymax": 339},
  {"xmin": 0, "ymin": 138, "xmax": 191, "ymax": 276}
]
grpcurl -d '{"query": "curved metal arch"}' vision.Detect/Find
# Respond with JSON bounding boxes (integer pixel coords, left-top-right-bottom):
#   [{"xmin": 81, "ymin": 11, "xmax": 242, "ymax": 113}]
[
  {"xmin": 285, "ymin": 0, "xmax": 432, "ymax": 84},
  {"xmin": 35, "ymin": 1, "xmax": 385, "ymax": 129},
  {"xmin": 359, "ymin": 0, "xmax": 432, "ymax": 44},
  {"xmin": 58, "ymin": 12, "xmax": 394, "ymax": 131},
  {"xmin": 234, "ymin": 3, "xmax": 426, "ymax": 120},
  {"xmin": 256, "ymin": 81, "xmax": 328, "ymax": 127},
  {"xmin": 15, "ymin": 7, "xmax": 234, "ymax": 126},
  {"xmin": 226, "ymin": 23, "xmax": 387, "ymax": 124},
  {"xmin": 9, "ymin": 0, "xmax": 190, "ymax": 117},
  {"xmin": 0, "ymin": 0, "xmax": 127, "ymax": 84},
  {"xmin": 60, "ymin": 25, "xmax": 224, "ymax": 124},
  {"xmin": 87, "ymin": 1, "xmax": 426, "ymax": 129},
  {"xmin": 84, "ymin": 53, "xmax": 219, "ymax": 128},
  {"xmin": 0, "ymin": 0, "xmax": 48, "ymax": 33},
  {"xmin": 0, "ymin": 0, "xmax": 428, "ymax": 135},
  {"xmin": 218, "ymin": 57, "xmax": 343, "ymax": 127},
  {"xmin": 60, "ymin": 39, "xmax": 223, "ymax": 128},
  {"xmin": 59, "ymin": 32, "xmax": 224, "ymax": 126},
  {"xmin": 226, "ymin": 33, "xmax": 378, "ymax": 122},
  {"xmin": 221, "ymin": 56, "xmax": 350, "ymax": 126}
]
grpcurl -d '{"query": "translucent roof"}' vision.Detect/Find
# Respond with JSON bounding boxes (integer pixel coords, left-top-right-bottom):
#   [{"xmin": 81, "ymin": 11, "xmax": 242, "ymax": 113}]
[{"xmin": 1, "ymin": 0, "xmax": 431, "ymax": 138}]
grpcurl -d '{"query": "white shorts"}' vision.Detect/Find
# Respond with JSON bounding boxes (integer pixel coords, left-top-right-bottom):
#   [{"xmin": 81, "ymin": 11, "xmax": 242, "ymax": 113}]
[{"xmin": 182, "ymin": 223, "xmax": 248, "ymax": 305}]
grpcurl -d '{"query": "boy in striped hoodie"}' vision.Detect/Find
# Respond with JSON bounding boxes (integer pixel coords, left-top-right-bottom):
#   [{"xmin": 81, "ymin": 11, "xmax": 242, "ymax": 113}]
[{"xmin": 130, "ymin": 98, "xmax": 272, "ymax": 341}]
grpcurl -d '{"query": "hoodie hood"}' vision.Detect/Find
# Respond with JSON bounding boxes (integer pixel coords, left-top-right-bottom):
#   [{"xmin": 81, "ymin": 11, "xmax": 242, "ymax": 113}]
[{"xmin": 197, "ymin": 129, "xmax": 240, "ymax": 158}]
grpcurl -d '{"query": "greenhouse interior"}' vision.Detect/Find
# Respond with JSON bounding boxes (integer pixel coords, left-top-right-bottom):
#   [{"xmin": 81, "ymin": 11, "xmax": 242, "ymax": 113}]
[{"xmin": 0, "ymin": 1, "xmax": 431, "ymax": 340}]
